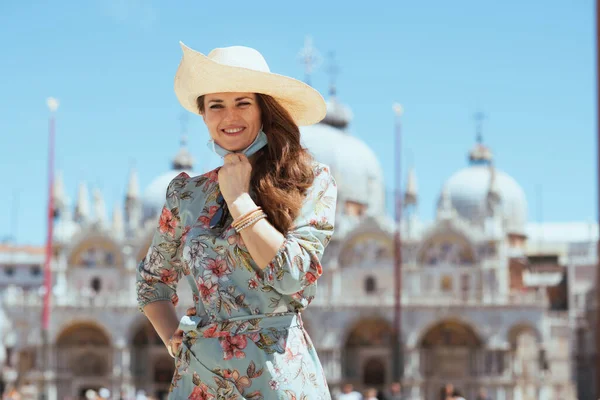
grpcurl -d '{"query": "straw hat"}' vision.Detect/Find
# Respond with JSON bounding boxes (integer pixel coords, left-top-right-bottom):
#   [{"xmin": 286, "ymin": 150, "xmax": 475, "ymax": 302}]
[{"xmin": 174, "ymin": 42, "xmax": 327, "ymax": 126}]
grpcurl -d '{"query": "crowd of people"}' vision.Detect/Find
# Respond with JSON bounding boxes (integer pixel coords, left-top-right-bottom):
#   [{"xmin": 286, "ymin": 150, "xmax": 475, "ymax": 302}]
[{"xmin": 334, "ymin": 382, "xmax": 492, "ymax": 400}]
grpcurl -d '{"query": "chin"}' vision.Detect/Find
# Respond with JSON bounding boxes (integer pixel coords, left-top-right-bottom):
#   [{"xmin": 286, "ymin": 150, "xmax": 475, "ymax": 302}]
[{"xmin": 220, "ymin": 135, "xmax": 252, "ymax": 152}]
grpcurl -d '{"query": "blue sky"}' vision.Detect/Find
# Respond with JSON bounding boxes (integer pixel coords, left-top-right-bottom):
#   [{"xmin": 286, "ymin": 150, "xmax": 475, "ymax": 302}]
[{"xmin": 0, "ymin": 0, "xmax": 595, "ymax": 245}]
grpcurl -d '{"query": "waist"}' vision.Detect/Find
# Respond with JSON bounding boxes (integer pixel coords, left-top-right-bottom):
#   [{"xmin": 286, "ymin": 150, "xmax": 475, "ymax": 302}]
[{"xmin": 177, "ymin": 311, "xmax": 303, "ymax": 338}]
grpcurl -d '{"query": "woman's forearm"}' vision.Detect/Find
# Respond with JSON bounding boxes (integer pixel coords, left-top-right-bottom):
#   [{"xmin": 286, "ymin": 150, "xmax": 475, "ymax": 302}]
[
  {"xmin": 142, "ymin": 300, "xmax": 180, "ymax": 346},
  {"xmin": 229, "ymin": 193, "xmax": 285, "ymax": 269}
]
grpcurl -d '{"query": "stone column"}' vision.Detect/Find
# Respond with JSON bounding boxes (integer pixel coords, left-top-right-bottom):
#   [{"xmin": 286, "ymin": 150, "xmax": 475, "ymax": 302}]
[{"xmin": 114, "ymin": 338, "xmax": 134, "ymax": 398}]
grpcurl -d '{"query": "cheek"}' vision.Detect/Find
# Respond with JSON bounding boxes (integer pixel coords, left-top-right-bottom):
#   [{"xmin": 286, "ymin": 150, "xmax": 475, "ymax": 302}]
[
  {"xmin": 247, "ymin": 108, "xmax": 262, "ymax": 127},
  {"xmin": 204, "ymin": 114, "xmax": 221, "ymax": 133}
]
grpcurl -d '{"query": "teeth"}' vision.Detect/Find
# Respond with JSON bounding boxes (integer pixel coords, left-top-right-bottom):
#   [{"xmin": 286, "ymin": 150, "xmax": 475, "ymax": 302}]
[{"xmin": 224, "ymin": 128, "xmax": 244, "ymax": 134}]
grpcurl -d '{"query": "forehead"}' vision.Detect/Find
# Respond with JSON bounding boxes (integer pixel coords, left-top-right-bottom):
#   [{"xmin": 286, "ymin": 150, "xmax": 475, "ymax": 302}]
[{"xmin": 205, "ymin": 92, "xmax": 256, "ymax": 102}]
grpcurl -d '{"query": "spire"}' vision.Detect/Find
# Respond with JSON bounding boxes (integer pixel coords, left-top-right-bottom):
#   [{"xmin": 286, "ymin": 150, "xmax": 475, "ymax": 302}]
[
  {"xmin": 468, "ymin": 111, "xmax": 493, "ymax": 165},
  {"xmin": 297, "ymin": 36, "xmax": 322, "ymax": 86},
  {"xmin": 321, "ymin": 51, "xmax": 352, "ymax": 130},
  {"xmin": 92, "ymin": 188, "xmax": 107, "ymax": 225},
  {"xmin": 112, "ymin": 202, "xmax": 124, "ymax": 239},
  {"xmin": 404, "ymin": 167, "xmax": 418, "ymax": 206},
  {"xmin": 437, "ymin": 184, "xmax": 455, "ymax": 220},
  {"xmin": 75, "ymin": 182, "xmax": 90, "ymax": 223},
  {"xmin": 172, "ymin": 112, "xmax": 194, "ymax": 170},
  {"xmin": 53, "ymin": 170, "xmax": 67, "ymax": 218},
  {"xmin": 126, "ymin": 168, "xmax": 139, "ymax": 200},
  {"xmin": 125, "ymin": 168, "xmax": 142, "ymax": 231}
]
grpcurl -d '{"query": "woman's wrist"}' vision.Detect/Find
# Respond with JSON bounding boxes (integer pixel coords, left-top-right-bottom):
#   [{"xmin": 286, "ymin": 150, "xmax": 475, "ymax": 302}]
[
  {"xmin": 167, "ymin": 335, "xmax": 177, "ymax": 358},
  {"xmin": 228, "ymin": 193, "xmax": 257, "ymax": 220}
]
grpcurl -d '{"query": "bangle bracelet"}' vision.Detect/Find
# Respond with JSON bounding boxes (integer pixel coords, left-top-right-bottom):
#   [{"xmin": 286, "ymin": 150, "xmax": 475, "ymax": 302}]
[
  {"xmin": 232, "ymin": 208, "xmax": 264, "ymax": 230},
  {"xmin": 236, "ymin": 213, "xmax": 267, "ymax": 232}
]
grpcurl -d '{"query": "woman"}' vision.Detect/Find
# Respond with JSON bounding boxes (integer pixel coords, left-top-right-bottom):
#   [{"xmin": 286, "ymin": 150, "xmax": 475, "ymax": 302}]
[{"xmin": 136, "ymin": 42, "xmax": 337, "ymax": 399}]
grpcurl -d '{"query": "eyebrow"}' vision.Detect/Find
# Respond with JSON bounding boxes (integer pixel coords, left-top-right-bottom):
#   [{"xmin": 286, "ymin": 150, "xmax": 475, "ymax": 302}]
[{"xmin": 207, "ymin": 97, "xmax": 253, "ymax": 103}]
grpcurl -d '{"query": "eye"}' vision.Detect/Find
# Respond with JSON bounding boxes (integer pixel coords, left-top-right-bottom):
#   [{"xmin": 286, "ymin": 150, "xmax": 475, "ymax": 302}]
[
  {"xmin": 209, "ymin": 104, "xmax": 223, "ymax": 109},
  {"xmin": 237, "ymin": 102, "xmax": 251, "ymax": 107}
]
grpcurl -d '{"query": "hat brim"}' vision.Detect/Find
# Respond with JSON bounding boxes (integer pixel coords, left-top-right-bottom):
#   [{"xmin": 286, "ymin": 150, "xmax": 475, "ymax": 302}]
[{"xmin": 174, "ymin": 42, "xmax": 326, "ymax": 126}]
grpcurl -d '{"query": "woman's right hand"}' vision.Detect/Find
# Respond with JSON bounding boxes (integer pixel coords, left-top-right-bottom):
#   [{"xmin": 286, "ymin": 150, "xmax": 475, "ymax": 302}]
[
  {"xmin": 168, "ymin": 329, "xmax": 183, "ymax": 358},
  {"xmin": 169, "ymin": 306, "xmax": 198, "ymax": 357}
]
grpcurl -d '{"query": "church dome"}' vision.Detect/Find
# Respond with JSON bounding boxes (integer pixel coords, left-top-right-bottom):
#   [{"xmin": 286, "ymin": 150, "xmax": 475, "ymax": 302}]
[
  {"xmin": 300, "ymin": 113, "xmax": 385, "ymax": 216},
  {"xmin": 439, "ymin": 159, "xmax": 527, "ymax": 235},
  {"xmin": 141, "ymin": 136, "xmax": 195, "ymax": 221},
  {"xmin": 142, "ymin": 169, "xmax": 193, "ymax": 221}
]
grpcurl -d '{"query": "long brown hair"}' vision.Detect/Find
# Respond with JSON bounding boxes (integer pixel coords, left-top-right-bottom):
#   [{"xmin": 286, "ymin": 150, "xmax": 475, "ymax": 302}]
[{"xmin": 197, "ymin": 93, "xmax": 315, "ymax": 233}]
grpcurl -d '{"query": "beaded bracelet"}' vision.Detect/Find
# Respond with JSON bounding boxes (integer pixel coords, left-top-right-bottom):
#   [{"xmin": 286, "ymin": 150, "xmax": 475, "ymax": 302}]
[
  {"xmin": 235, "ymin": 213, "xmax": 267, "ymax": 232},
  {"xmin": 232, "ymin": 207, "xmax": 264, "ymax": 231}
]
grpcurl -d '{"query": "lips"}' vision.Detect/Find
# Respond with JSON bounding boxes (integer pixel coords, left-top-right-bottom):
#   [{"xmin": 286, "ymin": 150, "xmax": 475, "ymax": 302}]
[{"xmin": 221, "ymin": 126, "xmax": 246, "ymax": 136}]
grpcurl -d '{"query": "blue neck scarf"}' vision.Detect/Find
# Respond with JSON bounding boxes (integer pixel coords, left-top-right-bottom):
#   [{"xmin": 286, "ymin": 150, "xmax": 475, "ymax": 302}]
[{"xmin": 207, "ymin": 129, "xmax": 268, "ymax": 159}]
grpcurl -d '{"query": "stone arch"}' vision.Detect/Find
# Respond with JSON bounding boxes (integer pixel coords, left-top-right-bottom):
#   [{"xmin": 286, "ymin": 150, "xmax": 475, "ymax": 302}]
[
  {"xmin": 55, "ymin": 321, "xmax": 112, "ymax": 346},
  {"xmin": 339, "ymin": 231, "xmax": 394, "ymax": 267},
  {"xmin": 417, "ymin": 319, "xmax": 482, "ymax": 397},
  {"xmin": 507, "ymin": 323, "xmax": 542, "ymax": 348},
  {"xmin": 342, "ymin": 317, "xmax": 397, "ymax": 389},
  {"xmin": 407, "ymin": 316, "xmax": 484, "ymax": 348},
  {"xmin": 343, "ymin": 316, "xmax": 396, "ymax": 348},
  {"xmin": 419, "ymin": 320, "xmax": 482, "ymax": 348},
  {"xmin": 68, "ymin": 233, "xmax": 124, "ymax": 268},
  {"xmin": 55, "ymin": 322, "xmax": 112, "ymax": 378},
  {"xmin": 417, "ymin": 225, "xmax": 476, "ymax": 266}
]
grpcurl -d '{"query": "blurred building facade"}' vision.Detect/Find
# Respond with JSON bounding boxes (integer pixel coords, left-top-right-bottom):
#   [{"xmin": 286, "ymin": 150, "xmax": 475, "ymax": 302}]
[{"xmin": 0, "ymin": 90, "xmax": 596, "ymax": 400}]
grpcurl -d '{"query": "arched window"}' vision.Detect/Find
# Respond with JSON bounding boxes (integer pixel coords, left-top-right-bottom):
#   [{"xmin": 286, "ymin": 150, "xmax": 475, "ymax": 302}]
[
  {"xmin": 365, "ymin": 276, "xmax": 377, "ymax": 294},
  {"xmin": 91, "ymin": 277, "xmax": 102, "ymax": 293}
]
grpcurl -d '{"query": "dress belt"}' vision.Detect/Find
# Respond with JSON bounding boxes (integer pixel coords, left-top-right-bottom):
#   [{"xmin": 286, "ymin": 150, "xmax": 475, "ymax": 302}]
[{"xmin": 177, "ymin": 311, "xmax": 304, "ymax": 339}]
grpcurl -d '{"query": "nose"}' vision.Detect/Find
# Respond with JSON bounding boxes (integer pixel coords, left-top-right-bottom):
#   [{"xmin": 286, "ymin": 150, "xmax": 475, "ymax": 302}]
[{"xmin": 222, "ymin": 106, "xmax": 241, "ymax": 122}]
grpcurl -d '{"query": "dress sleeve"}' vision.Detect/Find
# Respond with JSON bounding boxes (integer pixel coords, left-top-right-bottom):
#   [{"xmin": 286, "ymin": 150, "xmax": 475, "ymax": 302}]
[
  {"xmin": 260, "ymin": 164, "xmax": 337, "ymax": 295},
  {"xmin": 136, "ymin": 173, "xmax": 189, "ymax": 313}
]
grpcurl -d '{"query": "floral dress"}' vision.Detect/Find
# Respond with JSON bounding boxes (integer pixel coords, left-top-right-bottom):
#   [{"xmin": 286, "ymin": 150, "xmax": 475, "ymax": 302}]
[{"xmin": 136, "ymin": 161, "xmax": 337, "ymax": 400}]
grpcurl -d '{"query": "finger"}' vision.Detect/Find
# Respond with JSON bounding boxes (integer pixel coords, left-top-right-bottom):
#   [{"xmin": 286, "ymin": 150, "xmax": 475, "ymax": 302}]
[
  {"xmin": 186, "ymin": 306, "xmax": 197, "ymax": 316},
  {"xmin": 223, "ymin": 153, "xmax": 240, "ymax": 164}
]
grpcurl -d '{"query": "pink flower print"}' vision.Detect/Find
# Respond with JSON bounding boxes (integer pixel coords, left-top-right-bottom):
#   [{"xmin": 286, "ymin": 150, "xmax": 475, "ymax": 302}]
[
  {"xmin": 202, "ymin": 324, "xmax": 228, "ymax": 339},
  {"xmin": 227, "ymin": 233, "xmax": 246, "ymax": 248},
  {"xmin": 205, "ymin": 169, "xmax": 219, "ymax": 183},
  {"xmin": 205, "ymin": 258, "xmax": 231, "ymax": 281},
  {"xmin": 283, "ymin": 346, "xmax": 303, "ymax": 364},
  {"xmin": 269, "ymin": 380, "xmax": 279, "ymax": 390},
  {"xmin": 160, "ymin": 268, "xmax": 178, "ymax": 285},
  {"xmin": 248, "ymin": 279, "xmax": 259, "ymax": 290},
  {"xmin": 305, "ymin": 272, "xmax": 318, "ymax": 285},
  {"xmin": 188, "ymin": 381, "xmax": 215, "ymax": 400},
  {"xmin": 159, "ymin": 207, "xmax": 177, "ymax": 237},
  {"xmin": 196, "ymin": 276, "xmax": 217, "ymax": 302},
  {"xmin": 181, "ymin": 225, "xmax": 191, "ymax": 242},
  {"xmin": 170, "ymin": 292, "xmax": 179, "ymax": 307},
  {"xmin": 220, "ymin": 334, "xmax": 248, "ymax": 360}
]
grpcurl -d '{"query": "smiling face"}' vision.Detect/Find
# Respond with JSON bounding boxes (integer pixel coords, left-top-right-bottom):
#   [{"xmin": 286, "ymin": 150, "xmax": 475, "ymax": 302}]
[{"xmin": 201, "ymin": 92, "xmax": 262, "ymax": 152}]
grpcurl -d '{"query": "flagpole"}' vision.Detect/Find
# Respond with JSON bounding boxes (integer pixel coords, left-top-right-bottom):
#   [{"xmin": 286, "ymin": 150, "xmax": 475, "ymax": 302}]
[
  {"xmin": 595, "ymin": 0, "xmax": 600, "ymax": 393},
  {"xmin": 392, "ymin": 103, "xmax": 404, "ymax": 382},
  {"xmin": 41, "ymin": 97, "xmax": 58, "ymax": 400}
]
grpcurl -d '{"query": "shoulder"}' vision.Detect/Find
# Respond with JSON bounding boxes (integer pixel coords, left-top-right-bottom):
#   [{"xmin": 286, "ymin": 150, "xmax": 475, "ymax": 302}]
[
  {"xmin": 310, "ymin": 161, "xmax": 336, "ymax": 188},
  {"xmin": 165, "ymin": 168, "xmax": 219, "ymax": 202},
  {"xmin": 311, "ymin": 161, "xmax": 333, "ymax": 180}
]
